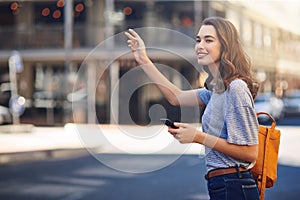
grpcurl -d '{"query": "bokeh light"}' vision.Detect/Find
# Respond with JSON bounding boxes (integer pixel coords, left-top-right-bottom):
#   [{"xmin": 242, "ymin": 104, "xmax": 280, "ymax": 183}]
[
  {"xmin": 57, "ymin": 0, "xmax": 65, "ymax": 8},
  {"xmin": 42, "ymin": 8, "xmax": 50, "ymax": 17},
  {"xmin": 75, "ymin": 3, "xmax": 84, "ymax": 13},
  {"xmin": 53, "ymin": 10, "xmax": 61, "ymax": 19},
  {"xmin": 10, "ymin": 2, "xmax": 19, "ymax": 11},
  {"xmin": 123, "ymin": 6, "xmax": 132, "ymax": 16}
]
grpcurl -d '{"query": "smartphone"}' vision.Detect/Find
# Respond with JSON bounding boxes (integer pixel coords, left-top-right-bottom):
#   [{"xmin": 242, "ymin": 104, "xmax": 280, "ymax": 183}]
[{"xmin": 160, "ymin": 118, "xmax": 179, "ymax": 129}]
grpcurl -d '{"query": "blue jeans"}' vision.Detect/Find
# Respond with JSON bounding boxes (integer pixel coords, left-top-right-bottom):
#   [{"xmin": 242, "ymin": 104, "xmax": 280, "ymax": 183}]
[{"xmin": 206, "ymin": 170, "xmax": 259, "ymax": 200}]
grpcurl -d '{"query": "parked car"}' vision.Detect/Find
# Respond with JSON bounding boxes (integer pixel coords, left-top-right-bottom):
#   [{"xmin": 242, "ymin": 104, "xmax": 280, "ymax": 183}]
[
  {"xmin": 0, "ymin": 105, "xmax": 12, "ymax": 125},
  {"xmin": 0, "ymin": 83, "xmax": 12, "ymax": 125},
  {"xmin": 254, "ymin": 93, "xmax": 284, "ymax": 121},
  {"xmin": 283, "ymin": 90, "xmax": 300, "ymax": 117},
  {"xmin": 0, "ymin": 82, "xmax": 11, "ymax": 107}
]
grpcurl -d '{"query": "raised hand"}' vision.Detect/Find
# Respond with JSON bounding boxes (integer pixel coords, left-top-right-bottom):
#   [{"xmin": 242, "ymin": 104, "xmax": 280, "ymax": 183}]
[{"xmin": 125, "ymin": 29, "xmax": 149, "ymax": 64}]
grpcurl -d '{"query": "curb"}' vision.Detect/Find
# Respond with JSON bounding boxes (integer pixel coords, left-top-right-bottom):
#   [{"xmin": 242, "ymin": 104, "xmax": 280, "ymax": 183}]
[
  {"xmin": 0, "ymin": 124, "xmax": 35, "ymax": 133},
  {"xmin": 0, "ymin": 148, "xmax": 93, "ymax": 165}
]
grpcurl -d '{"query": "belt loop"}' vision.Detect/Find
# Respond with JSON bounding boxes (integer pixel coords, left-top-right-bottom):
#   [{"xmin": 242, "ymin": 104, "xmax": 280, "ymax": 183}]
[{"xmin": 235, "ymin": 165, "xmax": 242, "ymax": 178}]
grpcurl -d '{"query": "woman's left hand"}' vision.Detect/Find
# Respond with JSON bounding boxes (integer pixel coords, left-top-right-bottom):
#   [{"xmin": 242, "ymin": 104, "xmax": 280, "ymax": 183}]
[
  {"xmin": 168, "ymin": 122, "xmax": 199, "ymax": 144},
  {"xmin": 125, "ymin": 29, "xmax": 149, "ymax": 64}
]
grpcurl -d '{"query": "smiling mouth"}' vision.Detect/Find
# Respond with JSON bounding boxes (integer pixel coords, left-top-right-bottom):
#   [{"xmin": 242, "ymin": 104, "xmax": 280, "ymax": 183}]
[{"xmin": 197, "ymin": 53, "xmax": 208, "ymax": 58}]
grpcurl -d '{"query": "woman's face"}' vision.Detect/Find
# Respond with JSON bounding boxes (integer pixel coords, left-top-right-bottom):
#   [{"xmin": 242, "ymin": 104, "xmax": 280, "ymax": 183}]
[{"xmin": 195, "ymin": 25, "xmax": 222, "ymax": 69}]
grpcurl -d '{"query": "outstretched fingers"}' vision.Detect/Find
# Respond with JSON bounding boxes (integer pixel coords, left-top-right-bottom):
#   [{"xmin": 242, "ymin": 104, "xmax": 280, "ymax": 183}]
[
  {"xmin": 128, "ymin": 28, "xmax": 141, "ymax": 39},
  {"xmin": 125, "ymin": 29, "xmax": 141, "ymax": 43},
  {"xmin": 125, "ymin": 29, "xmax": 141, "ymax": 52},
  {"xmin": 125, "ymin": 31, "xmax": 135, "ymax": 41}
]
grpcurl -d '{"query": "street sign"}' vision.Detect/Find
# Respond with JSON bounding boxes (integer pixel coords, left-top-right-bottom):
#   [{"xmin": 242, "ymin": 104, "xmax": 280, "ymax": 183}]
[
  {"xmin": 9, "ymin": 51, "xmax": 23, "ymax": 73},
  {"xmin": 9, "ymin": 96, "xmax": 26, "ymax": 117}
]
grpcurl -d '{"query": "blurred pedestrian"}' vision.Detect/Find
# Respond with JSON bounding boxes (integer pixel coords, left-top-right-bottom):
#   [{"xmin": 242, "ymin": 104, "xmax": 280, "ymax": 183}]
[{"xmin": 125, "ymin": 17, "xmax": 260, "ymax": 200}]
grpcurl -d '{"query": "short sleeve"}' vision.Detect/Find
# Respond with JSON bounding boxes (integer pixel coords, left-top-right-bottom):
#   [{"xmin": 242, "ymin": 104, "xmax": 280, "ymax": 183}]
[
  {"xmin": 226, "ymin": 106, "xmax": 258, "ymax": 145},
  {"xmin": 225, "ymin": 80, "xmax": 259, "ymax": 145},
  {"xmin": 197, "ymin": 88, "xmax": 211, "ymax": 105}
]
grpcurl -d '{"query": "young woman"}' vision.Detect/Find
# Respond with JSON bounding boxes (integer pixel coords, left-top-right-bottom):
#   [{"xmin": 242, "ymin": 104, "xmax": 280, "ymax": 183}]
[{"xmin": 125, "ymin": 17, "xmax": 260, "ymax": 200}]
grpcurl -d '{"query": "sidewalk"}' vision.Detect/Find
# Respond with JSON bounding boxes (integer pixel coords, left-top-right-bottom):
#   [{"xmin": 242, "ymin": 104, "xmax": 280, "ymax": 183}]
[{"xmin": 0, "ymin": 123, "xmax": 299, "ymax": 167}]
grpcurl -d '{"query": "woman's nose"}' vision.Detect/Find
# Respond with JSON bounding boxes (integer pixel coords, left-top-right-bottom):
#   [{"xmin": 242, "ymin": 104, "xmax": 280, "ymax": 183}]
[
  {"xmin": 195, "ymin": 41, "xmax": 204, "ymax": 51},
  {"xmin": 198, "ymin": 40, "xmax": 205, "ymax": 48}
]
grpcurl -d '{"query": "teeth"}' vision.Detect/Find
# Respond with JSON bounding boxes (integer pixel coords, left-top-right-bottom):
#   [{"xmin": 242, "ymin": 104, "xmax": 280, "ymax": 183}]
[{"xmin": 197, "ymin": 52, "xmax": 207, "ymax": 55}]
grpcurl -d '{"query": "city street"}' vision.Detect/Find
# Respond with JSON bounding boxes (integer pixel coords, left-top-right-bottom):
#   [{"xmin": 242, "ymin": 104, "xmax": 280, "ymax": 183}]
[
  {"xmin": 277, "ymin": 116, "xmax": 300, "ymax": 126},
  {"xmin": 0, "ymin": 153, "xmax": 299, "ymax": 200},
  {"xmin": 0, "ymin": 116, "xmax": 299, "ymax": 200},
  {"xmin": 0, "ymin": 1, "xmax": 299, "ymax": 199}
]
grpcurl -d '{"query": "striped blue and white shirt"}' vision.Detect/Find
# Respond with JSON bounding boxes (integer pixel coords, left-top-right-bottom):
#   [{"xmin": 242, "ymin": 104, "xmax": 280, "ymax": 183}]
[{"xmin": 198, "ymin": 79, "xmax": 258, "ymax": 172}]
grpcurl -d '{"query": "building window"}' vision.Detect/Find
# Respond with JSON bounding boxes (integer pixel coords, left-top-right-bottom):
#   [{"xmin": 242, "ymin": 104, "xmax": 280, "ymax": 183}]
[
  {"xmin": 242, "ymin": 18, "xmax": 252, "ymax": 44},
  {"xmin": 115, "ymin": 1, "xmax": 146, "ymax": 31},
  {"xmin": 254, "ymin": 23, "xmax": 262, "ymax": 47},
  {"xmin": 226, "ymin": 10, "xmax": 240, "ymax": 33},
  {"xmin": 0, "ymin": 2, "xmax": 16, "ymax": 26},
  {"xmin": 263, "ymin": 27, "xmax": 272, "ymax": 48},
  {"xmin": 34, "ymin": 1, "xmax": 86, "ymax": 25}
]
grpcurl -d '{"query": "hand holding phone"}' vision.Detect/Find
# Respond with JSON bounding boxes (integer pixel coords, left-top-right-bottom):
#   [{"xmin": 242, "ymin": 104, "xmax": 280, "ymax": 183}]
[{"xmin": 160, "ymin": 118, "xmax": 179, "ymax": 129}]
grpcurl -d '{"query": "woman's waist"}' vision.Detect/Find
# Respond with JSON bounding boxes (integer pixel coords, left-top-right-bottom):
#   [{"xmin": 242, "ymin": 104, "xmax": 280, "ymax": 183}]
[{"xmin": 205, "ymin": 149, "xmax": 251, "ymax": 172}]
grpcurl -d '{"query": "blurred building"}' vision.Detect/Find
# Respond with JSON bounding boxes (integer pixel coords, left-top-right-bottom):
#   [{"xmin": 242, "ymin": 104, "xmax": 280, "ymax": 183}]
[{"xmin": 0, "ymin": 0, "xmax": 299, "ymax": 125}]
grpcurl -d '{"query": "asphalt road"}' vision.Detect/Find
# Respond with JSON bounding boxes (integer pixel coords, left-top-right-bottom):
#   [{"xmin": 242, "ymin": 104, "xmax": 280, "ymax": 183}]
[
  {"xmin": 0, "ymin": 154, "xmax": 299, "ymax": 200},
  {"xmin": 277, "ymin": 116, "xmax": 300, "ymax": 126}
]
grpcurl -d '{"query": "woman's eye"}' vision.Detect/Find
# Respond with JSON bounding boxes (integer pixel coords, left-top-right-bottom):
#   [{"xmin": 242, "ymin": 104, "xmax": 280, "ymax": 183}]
[
  {"xmin": 206, "ymin": 39, "xmax": 213, "ymax": 43},
  {"xmin": 196, "ymin": 39, "xmax": 201, "ymax": 43}
]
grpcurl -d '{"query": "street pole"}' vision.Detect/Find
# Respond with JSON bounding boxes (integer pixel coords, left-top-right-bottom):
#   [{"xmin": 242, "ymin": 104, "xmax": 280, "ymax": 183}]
[
  {"xmin": 105, "ymin": 0, "xmax": 114, "ymax": 50},
  {"xmin": 105, "ymin": 0, "xmax": 118, "ymax": 124},
  {"xmin": 8, "ymin": 51, "xmax": 24, "ymax": 125},
  {"xmin": 65, "ymin": 0, "xmax": 73, "ymax": 57},
  {"xmin": 64, "ymin": 0, "xmax": 73, "ymax": 123}
]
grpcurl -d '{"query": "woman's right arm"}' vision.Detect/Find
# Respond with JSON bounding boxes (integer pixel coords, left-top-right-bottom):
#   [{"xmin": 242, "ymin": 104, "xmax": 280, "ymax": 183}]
[{"xmin": 125, "ymin": 29, "xmax": 205, "ymax": 107}]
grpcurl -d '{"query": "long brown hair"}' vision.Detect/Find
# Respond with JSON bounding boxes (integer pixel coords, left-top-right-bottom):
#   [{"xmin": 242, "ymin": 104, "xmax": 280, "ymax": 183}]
[{"xmin": 202, "ymin": 17, "xmax": 259, "ymax": 99}]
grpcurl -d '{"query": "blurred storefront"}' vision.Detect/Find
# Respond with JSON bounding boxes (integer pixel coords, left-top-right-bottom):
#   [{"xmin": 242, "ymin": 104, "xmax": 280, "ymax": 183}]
[{"xmin": 0, "ymin": 0, "xmax": 299, "ymax": 125}]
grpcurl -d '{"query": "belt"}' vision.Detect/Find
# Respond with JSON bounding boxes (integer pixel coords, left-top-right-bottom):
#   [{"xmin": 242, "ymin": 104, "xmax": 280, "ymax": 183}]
[{"xmin": 205, "ymin": 167, "xmax": 249, "ymax": 180}]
